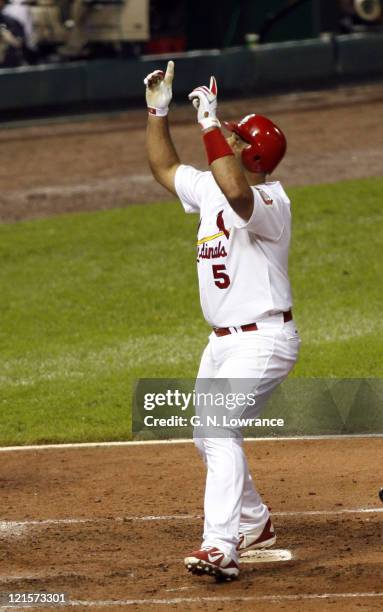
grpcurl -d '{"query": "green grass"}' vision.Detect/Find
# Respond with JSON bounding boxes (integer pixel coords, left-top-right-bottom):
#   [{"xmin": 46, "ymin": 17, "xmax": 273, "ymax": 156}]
[{"xmin": 0, "ymin": 177, "xmax": 382, "ymax": 444}]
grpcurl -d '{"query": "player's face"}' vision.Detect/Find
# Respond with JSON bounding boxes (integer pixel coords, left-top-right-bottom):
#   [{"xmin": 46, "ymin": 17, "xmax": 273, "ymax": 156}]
[{"xmin": 227, "ymin": 132, "xmax": 248, "ymax": 160}]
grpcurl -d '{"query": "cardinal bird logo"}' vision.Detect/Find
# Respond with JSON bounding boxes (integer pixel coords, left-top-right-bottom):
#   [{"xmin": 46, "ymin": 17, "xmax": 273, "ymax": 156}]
[
  {"xmin": 216, "ymin": 210, "xmax": 230, "ymax": 239},
  {"xmin": 257, "ymin": 188, "xmax": 273, "ymax": 205}
]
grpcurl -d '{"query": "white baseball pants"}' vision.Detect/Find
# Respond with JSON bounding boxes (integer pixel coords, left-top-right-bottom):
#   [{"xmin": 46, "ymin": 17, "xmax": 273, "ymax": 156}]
[{"xmin": 194, "ymin": 314, "xmax": 300, "ymax": 561}]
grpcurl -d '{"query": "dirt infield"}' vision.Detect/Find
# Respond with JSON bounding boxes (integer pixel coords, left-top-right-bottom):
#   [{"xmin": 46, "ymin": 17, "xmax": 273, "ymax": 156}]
[
  {"xmin": 0, "ymin": 82, "xmax": 383, "ymax": 222},
  {"xmin": 0, "ymin": 437, "xmax": 382, "ymax": 611}
]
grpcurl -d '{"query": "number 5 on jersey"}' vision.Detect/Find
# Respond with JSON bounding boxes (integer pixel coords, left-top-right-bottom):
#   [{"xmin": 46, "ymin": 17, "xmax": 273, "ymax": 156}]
[{"xmin": 212, "ymin": 264, "xmax": 230, "ymax": 289}]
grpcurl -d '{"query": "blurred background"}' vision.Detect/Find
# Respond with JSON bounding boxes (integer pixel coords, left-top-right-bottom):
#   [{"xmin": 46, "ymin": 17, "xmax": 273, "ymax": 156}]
[
  {"xmin": 1, "ymin": 0, "xmax": 383, "ymax": 119},
  {"xmin": 1, "ymin": 0, "xmax": 383, "ymax": 67}
]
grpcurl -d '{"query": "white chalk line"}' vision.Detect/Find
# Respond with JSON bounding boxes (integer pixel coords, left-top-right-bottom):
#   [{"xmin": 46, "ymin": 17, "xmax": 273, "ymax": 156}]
[
  {"xmin": 0, "ymin": 507, "xmax": 382, "ymax": 536},
  {"xmin": 165, "ymin": 585, "xmax": 195, "ymax": 593},
  {"xmin": 64, "ymin": 592, "xmax": 383, "ymax": 606},
  {"xmin": 1, "ymin": 591, "xmax": 383, "ymax": 609},
  {"xmin": 66, "ymin": 592, "xmax": 383, "ymax": 606},
  {"xmin": 0, "ymin": 433, "xmax": 382, "ymax": 453},
  {"xmin": 0, "ymin": 571, "xmax": 78, "ymax": 583}
]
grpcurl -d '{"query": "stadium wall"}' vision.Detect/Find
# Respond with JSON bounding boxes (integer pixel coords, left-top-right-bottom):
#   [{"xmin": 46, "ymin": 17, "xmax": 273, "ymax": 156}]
[{"xmin": 0, "ymin": 34, "xmax": 382, "ymax": 116}]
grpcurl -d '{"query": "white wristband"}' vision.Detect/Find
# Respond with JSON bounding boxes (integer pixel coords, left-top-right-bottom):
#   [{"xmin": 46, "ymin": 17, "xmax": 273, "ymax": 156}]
[{"xmin": 148, "ymin": 107, "xmax": 169, "ymax": 117}]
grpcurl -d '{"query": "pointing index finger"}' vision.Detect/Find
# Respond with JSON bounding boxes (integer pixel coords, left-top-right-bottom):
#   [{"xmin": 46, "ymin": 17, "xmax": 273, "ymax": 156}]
[{"xmin": 164, "ymin": 60, "xmax": 175, "ymax": 85}]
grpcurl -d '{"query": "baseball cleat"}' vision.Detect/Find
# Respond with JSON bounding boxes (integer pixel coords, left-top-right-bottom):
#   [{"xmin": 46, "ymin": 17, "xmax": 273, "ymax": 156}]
[
  {"xmin": 237, "ymin": 517, "xmax": 276, "ymax": 554},
  {"xmin": 184, "ymin": 546, "xmax": 239, "ymax": 581}
]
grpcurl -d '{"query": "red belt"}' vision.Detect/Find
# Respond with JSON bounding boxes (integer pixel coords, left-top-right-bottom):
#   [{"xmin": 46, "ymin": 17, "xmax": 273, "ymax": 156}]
[{"xmin": 213, "ymin": 310, "xmax": 292, "ymax": 337}]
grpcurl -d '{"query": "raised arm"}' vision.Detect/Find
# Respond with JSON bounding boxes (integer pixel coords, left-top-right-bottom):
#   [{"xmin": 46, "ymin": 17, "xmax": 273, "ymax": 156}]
[
  {"xmin": 144, "ymin": 61, "xmax": 180, "ymax": 196},
  {"xmin": 188, "ymin": 78, "xmax": 254, "ymax": 221}
]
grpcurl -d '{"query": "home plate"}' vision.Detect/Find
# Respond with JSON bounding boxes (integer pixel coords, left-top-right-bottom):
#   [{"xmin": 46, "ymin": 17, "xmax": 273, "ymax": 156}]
[{"xmin": 240, "ymin": 549, "xmax": 293, "ymax": 564}]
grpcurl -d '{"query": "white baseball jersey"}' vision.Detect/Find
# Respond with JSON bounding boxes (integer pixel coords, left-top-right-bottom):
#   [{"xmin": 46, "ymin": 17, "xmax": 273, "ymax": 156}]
[{"xmin": 174, "ymin": 164, "xmax": 293, "ymax": 327}]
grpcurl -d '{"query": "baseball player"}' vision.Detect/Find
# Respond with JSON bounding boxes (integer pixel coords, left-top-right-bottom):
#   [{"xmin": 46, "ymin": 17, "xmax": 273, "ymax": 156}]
[{"xmin": 144, "ymin": 61, "xmax": 300, "ymax": 581}]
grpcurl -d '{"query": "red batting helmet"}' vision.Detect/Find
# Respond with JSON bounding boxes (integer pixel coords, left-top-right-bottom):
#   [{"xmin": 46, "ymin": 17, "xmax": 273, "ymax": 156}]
[{"xmin": 224, "ymin": 114, "xmax": 287, "ymax": 174}]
